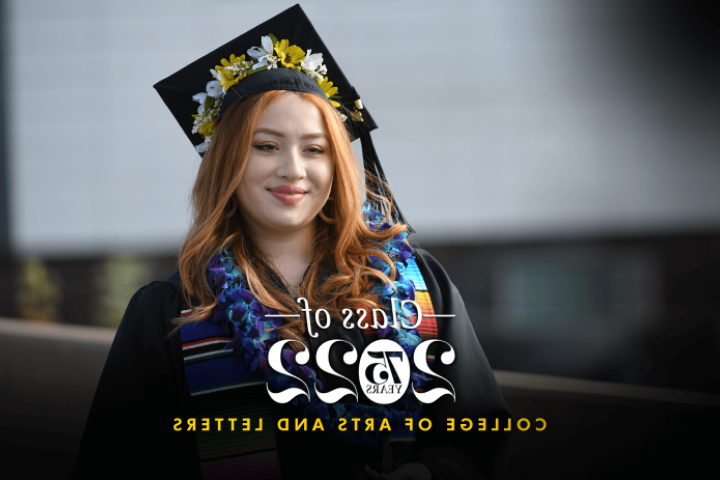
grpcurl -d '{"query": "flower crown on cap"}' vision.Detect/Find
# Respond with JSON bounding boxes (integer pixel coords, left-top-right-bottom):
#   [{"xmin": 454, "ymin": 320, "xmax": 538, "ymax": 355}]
[{"xmin": 190, "ymin": 33, "xmax": 363, "ymax": 153}]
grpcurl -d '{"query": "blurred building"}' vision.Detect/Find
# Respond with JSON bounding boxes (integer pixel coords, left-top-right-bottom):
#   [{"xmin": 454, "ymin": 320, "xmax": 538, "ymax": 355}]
[{"xmin": 1, "ymin": 0, "xmax": 719, "ymax": 392}]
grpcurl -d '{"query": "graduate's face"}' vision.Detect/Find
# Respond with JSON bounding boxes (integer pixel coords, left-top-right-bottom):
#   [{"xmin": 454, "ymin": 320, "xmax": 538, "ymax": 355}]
[{"xmin": 236, "ymin": 92, "xmax": 333, "ymax": 238}]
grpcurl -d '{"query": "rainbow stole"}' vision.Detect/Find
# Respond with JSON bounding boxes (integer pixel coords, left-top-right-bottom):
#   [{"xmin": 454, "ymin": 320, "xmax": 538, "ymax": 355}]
[{"xmin": 180, "ymin": 256, "xmax": 438, "ymax": 479}]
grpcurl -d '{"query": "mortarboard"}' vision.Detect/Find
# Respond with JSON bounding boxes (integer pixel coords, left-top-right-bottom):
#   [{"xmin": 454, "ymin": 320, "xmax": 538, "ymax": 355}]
[{"xmin": 153, "ymin": 3, "xmax": 412, "ymax": 232}]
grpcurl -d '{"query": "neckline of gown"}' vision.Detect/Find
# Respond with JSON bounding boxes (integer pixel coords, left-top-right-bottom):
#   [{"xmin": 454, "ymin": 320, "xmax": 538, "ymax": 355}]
[{"xmin": 261, "ymin": 260, "xmax": 313, "ymax": 300}]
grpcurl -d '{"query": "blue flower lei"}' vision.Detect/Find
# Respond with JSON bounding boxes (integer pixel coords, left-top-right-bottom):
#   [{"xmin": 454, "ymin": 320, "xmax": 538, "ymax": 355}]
[{"xmin": 207, "ymin": 201, "xmax": 427, "ymax": 447}]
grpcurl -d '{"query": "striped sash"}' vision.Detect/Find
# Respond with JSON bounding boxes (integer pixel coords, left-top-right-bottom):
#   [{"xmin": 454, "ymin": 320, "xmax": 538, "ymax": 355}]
[
  {"xmin": 388, "ymin": 257, "xmax": 439, "ymax": 467},
  {"xmin": 181, "ymin": 256, "xmax": 438, "ymax": 477},
  {"xmin": 181, "ymin": 318, "xmax": 282, "ymax": 479}
]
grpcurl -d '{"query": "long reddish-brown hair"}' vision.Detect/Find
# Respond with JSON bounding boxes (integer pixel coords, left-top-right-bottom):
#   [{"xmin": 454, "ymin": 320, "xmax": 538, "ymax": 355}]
[{"xmin": 173, "ymin": 89, "xmax": 408, "ymax": 343}]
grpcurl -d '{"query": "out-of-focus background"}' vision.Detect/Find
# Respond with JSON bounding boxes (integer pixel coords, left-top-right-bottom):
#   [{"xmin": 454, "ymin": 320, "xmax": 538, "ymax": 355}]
[{"xmin": 1, "ymin": 0, "xmax": 719, "ymax": 478}]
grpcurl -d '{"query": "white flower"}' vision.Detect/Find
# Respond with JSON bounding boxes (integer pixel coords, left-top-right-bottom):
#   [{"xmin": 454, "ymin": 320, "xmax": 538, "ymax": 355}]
[
  {"xmin": 302, "ymin": 50, "xmax": 323, "ymax": 69},
  {"xmin": 223, "ymin": 61, "xmax": 250, "ymax": 76},
  {"xmin": 192, "ymin": 92, "xmax": 208, "ymax": 114},
  {"xmin": 253, "ymin": 56, "xmax": 278, "ymax": 70},
  {"xmin": 191, "ymin": 116, "xmax": 204, "ymax": 134},
  {"xmin": 247, "ymin": 35, "xmax": 273, "ymax": 59},
  {"xmin": 195, "ymin": 136, "xmax": 212, "ymax": 153},
  {"xmin": 248, "ymin": 36, "xmax": 278, "ymax": 70},
  {"xmin": 206, "ymin": 80, "xmax": 223, "ymax": 98},
  {"xmin": 301, "ymin": 49, "xmax": 326, "ymax": 80}
]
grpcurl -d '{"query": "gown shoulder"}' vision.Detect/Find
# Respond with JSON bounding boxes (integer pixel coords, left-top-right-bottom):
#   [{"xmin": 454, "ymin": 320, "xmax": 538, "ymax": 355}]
[
  {"xmin": 411, "ymin": 247, "xmax": 507, "ymax": 411},
  {"xmin": 408, "ymin": 247, "xmax": 513, "ymax": 479},
  {"xmin": 70, "ymin": 276, "xmax": 201, "ymax": 480}
]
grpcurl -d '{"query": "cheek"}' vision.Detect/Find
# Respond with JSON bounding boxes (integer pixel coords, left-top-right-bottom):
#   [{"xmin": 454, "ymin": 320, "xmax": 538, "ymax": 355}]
[
  {"xmin": 235, "ymin": 178, "xmax": 251, "ymax": 208},
  {"xmin": 235, "ymin": 158, "xmax": 266, "ymax": 208},
  {"xmin": 241, "ymin": 155, "xmax": 265, "ymax": 183},
  {"xmin": 312, "ymin": 159, "xmax": 334, "ymax": 193}
]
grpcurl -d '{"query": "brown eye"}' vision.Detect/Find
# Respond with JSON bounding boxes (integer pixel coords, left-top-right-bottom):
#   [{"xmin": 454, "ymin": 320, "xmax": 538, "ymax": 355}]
[{"xmin": 253, "ymin": 144, "xmax": 277, "ymax": 151}]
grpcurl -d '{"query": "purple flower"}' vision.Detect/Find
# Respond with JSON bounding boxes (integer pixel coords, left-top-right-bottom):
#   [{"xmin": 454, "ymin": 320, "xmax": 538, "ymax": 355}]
[
  {"xmin": 230, "ymin": 303, "xmax": 248, "ymax": 323},
  {"xmin": 264, "ymin": 311, "xmax": 282, "ymax": 329},
  {"xmin": 377, "ymin": 324, "xmax": 392, "ymax": 339},
  {"xmin": 282, "ymin": 349, "xmax": 296, "ymax": 366}
]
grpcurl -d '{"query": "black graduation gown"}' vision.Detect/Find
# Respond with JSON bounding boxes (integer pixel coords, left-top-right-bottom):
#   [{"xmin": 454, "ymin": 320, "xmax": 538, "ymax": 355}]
[{"xmin": 69, "ymin": 248, "xmax": 511, "ymax": 480}]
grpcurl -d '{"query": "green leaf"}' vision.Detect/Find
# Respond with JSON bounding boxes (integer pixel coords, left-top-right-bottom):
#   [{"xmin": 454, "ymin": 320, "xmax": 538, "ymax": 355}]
[
  {"xmin": 268, "ymin": 33, "xmax": 279, "ymax": 45},
  {"xmin": 204, "ymin": 95, "xmax": 214, "ymax": 112}
]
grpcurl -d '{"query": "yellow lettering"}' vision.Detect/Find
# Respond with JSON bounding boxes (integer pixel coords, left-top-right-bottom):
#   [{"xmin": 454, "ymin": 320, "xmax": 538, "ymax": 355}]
[
  {"xmin": 478, "ymin": 418, "xmax": 486, "ymax": 431},
  {"xmin": 491, "ymin": 418, "xmax": 499, "ymax": 431},
  {"xmin": 278, "ymin": 418, "xmax": 289, "ymax": 431},
  {"xmin": 202, "ymin": 418, "xmax": 210, "ymax": 431},
  {"xmin": 187, "ymin": 418, "xmax": 196, "ymax": 431},
  {"xmin": 295, "ymin": 418, "xmax": 307, "ymax": 431},
  {"xmin": 351, "ymin": 418, "xmax": 361, "ymax": 431},
  {"xmin": 504, "ymin": 418, "xmax": 512, "ymax": 431},
  {"xmin": 338, "ymin": 418, "xmax": 347, "ymax": 431},
  {"xmin": 242, "ymin": 418, "xmax": 250, "ymax": 431},
  {"xmin": 405, "ymin": 418, "xmax": 413, "ymax": 431},
  {"xmin": 215, "ymin": 418, "xmax": 224, "ymax": 430},
  {"xmin": 365, "ymin": 418, "xmax": 375, "ymax": 431},
  {"xmin": 173, "ymin": 418, "xmax": 182, "ymax": 431},
  {"xmin": 461, "ymin": 418, "xmax": 472, "ymax": 431},
  {"xmin": 379, "ymin": 418, "xmax": 391, "ymax": 431},
  {"xmin": 536, "ymin": 418, "xmax": 547, "ymax": 431},
  {"xmin": 256, "ymin": 418, "xmax": 263, "ymax": 431},
  {"xmin": 229, "ymin": 418, "xmax": 237, "ymax": 431},
  {"xmin": 517, "ymin": 418, "xmax": 530, "ymax": 431},
  {"xmin": 447, "ymin": 418, "xmax": 455, "ymax": 431},
  {"xmin": 419, "ymin": 419, "xmax": 432, "ymax": 431},
  {"xmin": 312, "ymin": 418, "xmax": 324, "ymax": 431}
]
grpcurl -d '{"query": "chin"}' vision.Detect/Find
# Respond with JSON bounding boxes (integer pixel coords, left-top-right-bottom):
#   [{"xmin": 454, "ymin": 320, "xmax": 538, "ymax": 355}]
[{"xmin": 266, "ymin": 211, "xmax": 315, "ymax": 230}]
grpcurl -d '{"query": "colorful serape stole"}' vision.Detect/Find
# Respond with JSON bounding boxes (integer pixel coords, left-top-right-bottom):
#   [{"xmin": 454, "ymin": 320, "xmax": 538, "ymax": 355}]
[
  {"xmin": 359, "ymin": 256, "xmax": 439, "ymax": 343},
  {"xmin": 387, "ymin": 256, "xmax": 441, "ymax": 467},
  {"xmin": 181, "ymin": 316, "xmax": 282, "ymax": 480},
  {"xmin": 403, "ymin": 256, "xmax": 439, "ymax": 341}
]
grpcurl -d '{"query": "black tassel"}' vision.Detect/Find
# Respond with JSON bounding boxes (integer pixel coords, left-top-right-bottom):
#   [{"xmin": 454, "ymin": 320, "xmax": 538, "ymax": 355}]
[{"xmin": 358, "ymin": 122, "xmax": 415, "ymax": 234}]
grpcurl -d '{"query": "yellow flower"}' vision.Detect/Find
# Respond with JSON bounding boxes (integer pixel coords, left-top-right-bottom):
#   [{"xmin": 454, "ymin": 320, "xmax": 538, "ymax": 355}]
[
  {"xmin": 193, "ymin": 114, "xmax": 216, "ymax": 138},
  {"xmin": 215, "ymin": 54, "xmax": 248, "ymax": 90},
  {"xmin": 318, "ymin": 77, "xmax": 340, "ymax": 108},
  {"xmin": 274, "ymin": 39, "xmax": 305, "ymax": 70},
  {"xmin": 217, "ymin": 54, "xmax": 244, "ymax": 69}
]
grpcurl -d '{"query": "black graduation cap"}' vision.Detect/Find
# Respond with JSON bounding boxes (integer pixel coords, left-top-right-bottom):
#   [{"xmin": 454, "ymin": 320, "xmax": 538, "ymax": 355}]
[{"xmin": 153, "ymin": 3, "xmax": 412, "ymax": 232}]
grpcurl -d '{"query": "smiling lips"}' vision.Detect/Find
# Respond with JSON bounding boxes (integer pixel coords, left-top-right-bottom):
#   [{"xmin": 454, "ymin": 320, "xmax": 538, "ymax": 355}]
[{"xmin": 270, "ymin": 185, "xmax": 306, "ymax": 205}]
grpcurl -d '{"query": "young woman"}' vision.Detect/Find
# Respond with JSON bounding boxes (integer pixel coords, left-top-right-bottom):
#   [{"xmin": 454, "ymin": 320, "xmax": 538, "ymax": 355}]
[{"xmin": 71, "ymin": 6, "xmax": 511, "ymax": 480}]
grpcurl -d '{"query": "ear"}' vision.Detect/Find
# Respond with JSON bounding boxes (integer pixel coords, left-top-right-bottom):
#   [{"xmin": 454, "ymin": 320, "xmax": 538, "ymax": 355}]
[{"xmin": 225, "ymin": 196, "xmax": 238, "ymax": 218}]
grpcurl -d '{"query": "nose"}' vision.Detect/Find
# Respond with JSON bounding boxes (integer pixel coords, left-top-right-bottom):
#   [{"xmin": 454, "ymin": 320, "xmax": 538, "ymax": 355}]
[{"xmin": 276, "ymin": 145, "xmax": 306, "ymax": 180}]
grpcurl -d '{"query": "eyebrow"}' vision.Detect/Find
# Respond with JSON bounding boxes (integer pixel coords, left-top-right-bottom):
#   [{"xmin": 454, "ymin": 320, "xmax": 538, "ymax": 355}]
[{"xmin": 253, "ymin": 127, "xmax": 327, "ymax": 140}]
